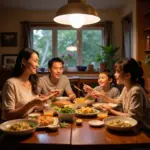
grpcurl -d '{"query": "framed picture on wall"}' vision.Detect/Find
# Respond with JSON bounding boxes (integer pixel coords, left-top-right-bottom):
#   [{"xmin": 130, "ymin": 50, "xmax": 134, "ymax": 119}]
[
  {"xmin": 2, "ymin": 54, "xmax": 18, "ymax": 68},
  {"xmin": 0, "ymin": 32, "xmax": 17, "ymax": 46}
]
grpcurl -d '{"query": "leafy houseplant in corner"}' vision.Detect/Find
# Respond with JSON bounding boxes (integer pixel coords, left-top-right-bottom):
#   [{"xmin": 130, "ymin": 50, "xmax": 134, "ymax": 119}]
[
  {"xmin": 143, "ymin": 54, "xmax": 150, "ymax": 91},
  {"xmin": 96, "ymin": 45, "xmax": 120, "ymax": 71}
]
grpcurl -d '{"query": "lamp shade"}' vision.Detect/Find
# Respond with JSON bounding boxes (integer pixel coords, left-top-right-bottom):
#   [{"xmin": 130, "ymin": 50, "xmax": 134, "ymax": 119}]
[
  {"xmin": 66, "ymin": 45, "xmax": 77, "ymax": 51},
  {"xmin": 53, "ymin": 0, "xmax": 100, "ymax": 28}
]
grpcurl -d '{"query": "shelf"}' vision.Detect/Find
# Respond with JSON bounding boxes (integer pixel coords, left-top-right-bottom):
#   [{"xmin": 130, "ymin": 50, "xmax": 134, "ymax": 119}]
[
  {"xmin": 144, "ymin": 27, "xmax": 150, "ymax": 32},
  {"xmin": 144, "ymin": 50, "xmax": 150, "ymax": 53}
]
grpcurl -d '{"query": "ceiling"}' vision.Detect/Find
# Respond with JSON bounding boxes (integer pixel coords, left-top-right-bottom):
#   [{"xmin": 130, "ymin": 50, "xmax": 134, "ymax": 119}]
[{"xmin": 0, "ymin": 0, "xmax": 128, "ymax": 10}]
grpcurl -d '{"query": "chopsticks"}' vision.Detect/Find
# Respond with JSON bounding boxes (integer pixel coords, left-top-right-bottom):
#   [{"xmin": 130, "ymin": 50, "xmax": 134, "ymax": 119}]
[{"xmin": 73, "ymin": 85, "xmax": 84, "ymax": 92}]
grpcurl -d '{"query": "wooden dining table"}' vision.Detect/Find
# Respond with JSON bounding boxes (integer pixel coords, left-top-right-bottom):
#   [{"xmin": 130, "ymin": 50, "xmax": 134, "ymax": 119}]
[{"xmin": 0, "ymin": 117, "xmax": 150, "ymax": 150}]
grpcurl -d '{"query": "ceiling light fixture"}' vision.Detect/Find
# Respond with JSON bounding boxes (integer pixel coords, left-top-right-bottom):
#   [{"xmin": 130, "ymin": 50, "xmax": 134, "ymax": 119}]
[
  {"xmin": 53, "ymin": 0, "xmax": 100, "ymax": 29},
  {"xmin": 66, "ymin": 45, "xmax": 77, "ymax": 51}
]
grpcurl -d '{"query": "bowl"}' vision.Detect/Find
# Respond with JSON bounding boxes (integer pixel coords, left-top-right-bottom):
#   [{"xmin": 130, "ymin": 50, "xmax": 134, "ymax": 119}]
[
  {"xmin": 76, "ymin": 66, "xmax": 87, "ymax": 71},
  {"xmin": 59, "ymin": 113, "xmax": 75, "ymax": 122},
  {"xmin": 104, "ymin": 116, "xmax": 137, "ymax": 131},
  {"xmin": 0, "ymin": 119, "xmax": 39, "ymax": 136}
]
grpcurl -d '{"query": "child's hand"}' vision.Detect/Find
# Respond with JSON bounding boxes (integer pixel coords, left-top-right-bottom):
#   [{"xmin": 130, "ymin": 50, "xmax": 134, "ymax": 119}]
[{"xmin": 83, "ymin": 84, "xmax": 93, "ymax": 93}]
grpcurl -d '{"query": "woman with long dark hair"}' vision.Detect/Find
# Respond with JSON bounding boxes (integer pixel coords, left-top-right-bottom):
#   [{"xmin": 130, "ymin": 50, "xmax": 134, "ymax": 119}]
[
  {"xmin": 2, "ymin": 48, "xmax": 58, "ymax": 120},
  {"xmin": 90, "ymin": 58, "xmax": 150, "ymax": 129}
]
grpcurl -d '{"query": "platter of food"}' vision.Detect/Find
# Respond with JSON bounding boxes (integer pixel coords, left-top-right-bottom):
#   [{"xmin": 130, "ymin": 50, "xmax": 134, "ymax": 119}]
[
  {"xmin": 104, "ymin": 116, "xmax": 137, "ymax": 131},
  {"xmin": 28, "ymin": 115, "xmax": 59, "ymax": 129},
  {"xmin": 0, "ymin": 119, "xmax": 39, "ymax": 135},
  {"xmin": 75, "ymin": 107, "xmax": 99, "ymax": 117}
]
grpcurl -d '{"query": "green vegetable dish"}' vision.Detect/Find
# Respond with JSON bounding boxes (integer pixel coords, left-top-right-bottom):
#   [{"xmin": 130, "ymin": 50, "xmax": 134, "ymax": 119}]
[{"xmin": 59, "ymin": 107, "xmax": 75, "ymax": 114}]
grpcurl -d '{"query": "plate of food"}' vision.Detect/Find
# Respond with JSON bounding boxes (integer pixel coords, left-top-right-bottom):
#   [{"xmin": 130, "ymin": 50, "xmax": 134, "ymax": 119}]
[
  {"xmin": 75, "ymin": 107, "xmax": 99, "ymax": 117},
  {"xmin": 28, "ymin": 115, "xmax": 59, "ymax": 128},
  {"xmin": 92, "ymin": 103, "xmax": 118, "ymax": 109},
  {"xmin": 52, "ymin": 97, "xmax": 71, "ymax": 108},
  {"xmin": 104, "ymin": 116, "xmax": 137, "ymax": 131},
  {"xmin": 0, "ymin": 119, "xmax": 39, "ymax": 135},
  {"xmin": 89, "ymin": 120, "xmax": 104, "ymax": 127}
]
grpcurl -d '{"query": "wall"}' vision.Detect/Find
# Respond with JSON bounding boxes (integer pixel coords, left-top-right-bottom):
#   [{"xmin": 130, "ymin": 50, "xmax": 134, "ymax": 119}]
[{"xmin": 0, "ymin": 8, "xmax": 123, "ymax": 68}]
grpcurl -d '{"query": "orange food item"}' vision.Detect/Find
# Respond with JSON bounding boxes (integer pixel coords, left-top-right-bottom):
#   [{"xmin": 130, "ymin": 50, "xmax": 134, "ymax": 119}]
[{"xmin": 36, "ymin": 116, "xmax": 54, "ymax": 126}]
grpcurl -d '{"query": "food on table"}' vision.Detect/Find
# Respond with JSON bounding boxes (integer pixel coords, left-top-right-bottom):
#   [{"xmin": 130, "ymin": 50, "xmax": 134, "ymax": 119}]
[
  {"xmin": 77, "ymin": 107, "xmax": 97, "ymax": 114},
  {"xmin": 59, "ymin": 106, "xmax": 75, "ymax": 114},
  {"xmin": 59, "ymin": 122, "xmax": 70, "ymax": 128},
  {"xmin": 107, "ymin": 119, "xmax": 132, "ymax": 128},
  {"xmin": 76, "ymin": 119, "xmax": 83, "ymax": 126},
  {"xmin": 74, "ymin": 97, "xmax": 85, "ymax": 103},
  {"xmin": 7, "ymin": 122, "xmax": 33, "ymax": 131},
  {"xmin": 52, "ymin": 100, "xmax": 71, "ymax": 108},
  {"xmin": 36, "ymin": 116, "xmax": 54, "ymax": 126}
]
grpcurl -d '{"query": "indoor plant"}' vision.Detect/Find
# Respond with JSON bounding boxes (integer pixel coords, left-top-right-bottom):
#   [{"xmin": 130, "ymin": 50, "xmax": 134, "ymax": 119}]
[{"xmin": 96, "ymin": 45, "xmax": 120, "ymax": 71}]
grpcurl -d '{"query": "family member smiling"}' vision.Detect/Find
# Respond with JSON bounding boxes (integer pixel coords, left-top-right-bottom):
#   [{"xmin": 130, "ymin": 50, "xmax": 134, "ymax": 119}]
[
  {"xmin": 38, "ymin": 57, "xmax": 76, "ymax": 100},
  {"xmin": 90, "ymin": 58, "xmax": 150, "ymax": 129},
  {"xmin": 2, "ymin": 48, "xmax": 58, "ymax": 120}
]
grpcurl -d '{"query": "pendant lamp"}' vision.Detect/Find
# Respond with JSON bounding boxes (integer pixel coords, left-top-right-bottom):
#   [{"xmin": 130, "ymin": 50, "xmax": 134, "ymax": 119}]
[{"xmin": 53, "ymin": 0, "xmax": 100, "ymax": 28}]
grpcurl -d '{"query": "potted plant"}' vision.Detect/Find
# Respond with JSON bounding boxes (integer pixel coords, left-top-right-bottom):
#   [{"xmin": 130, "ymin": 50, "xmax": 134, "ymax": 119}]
[{"xmin": 96, "ymin": 45, "xmax": 120, "ymax": 71}]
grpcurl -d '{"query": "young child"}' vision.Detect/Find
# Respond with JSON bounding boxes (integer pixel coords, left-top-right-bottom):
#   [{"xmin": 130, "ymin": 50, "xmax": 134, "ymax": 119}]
[
  {"xmin": 83, "ymin": 69, "xmax": 120, "ymax": 103},
  {"xmin": 90, "ymin": 58, "xmax": 150, "ymax": 129}
]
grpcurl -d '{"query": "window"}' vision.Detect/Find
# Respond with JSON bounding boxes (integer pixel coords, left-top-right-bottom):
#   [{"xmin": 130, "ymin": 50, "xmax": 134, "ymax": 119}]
[{"xmin": 32, "ymin": 26, "xmax": 104, "ymax": 69}]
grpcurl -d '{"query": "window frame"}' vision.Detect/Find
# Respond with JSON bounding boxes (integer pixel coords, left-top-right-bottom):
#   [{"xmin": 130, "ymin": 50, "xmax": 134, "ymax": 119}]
[{"xmin": 31, "ymin": 25, "xmax": 105, "ymax": 68}]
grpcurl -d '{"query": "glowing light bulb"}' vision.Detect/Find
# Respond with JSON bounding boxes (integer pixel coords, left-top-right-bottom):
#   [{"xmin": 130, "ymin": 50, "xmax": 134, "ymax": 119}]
[{"xmin": 69, "ymin": 14, "xmax": 85, "ymax": 28}]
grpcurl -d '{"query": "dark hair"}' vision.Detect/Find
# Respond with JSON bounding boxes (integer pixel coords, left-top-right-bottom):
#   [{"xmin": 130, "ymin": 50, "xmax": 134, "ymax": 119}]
[
  {"xmin": 12, "ymin": 48, "xmax": 39, "ymax": 94},
  {"xmin": 48, "ymin": 57, "xmax": 64, "ymax": 69},
  {"xmin": 99, "ymin": 69, "xmax": 116, "ymax": 86},
  {"xmin": 114, "ymin": 58, "xmax": 144, "ymax": 87}
]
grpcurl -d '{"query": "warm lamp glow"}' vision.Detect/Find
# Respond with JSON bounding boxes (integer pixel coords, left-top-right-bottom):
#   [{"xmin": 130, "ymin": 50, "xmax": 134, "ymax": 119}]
[
  {"xmin": 66, "ymin": 46, "xmax": 77, "ymax": 51},
  {"xmin": 53, "ymin": 0, "xmax": 100, "ymax": 28},
  {"xmin": 69, "ymin": 14, "xmax": 85, "ymax": 28}
]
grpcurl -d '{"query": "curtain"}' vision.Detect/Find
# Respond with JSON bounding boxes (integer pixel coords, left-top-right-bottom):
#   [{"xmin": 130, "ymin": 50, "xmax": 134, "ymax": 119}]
[
  {"xmin": 121, "ymin": 14, "xmax": 132, "ymax": 58},
  {"xmin": 22, "ymin": 21, "xmax": 32, "ymax": 48},
  {"xmin": 104, "ymin": 21, "xmax": 113, "ymax": 46}
]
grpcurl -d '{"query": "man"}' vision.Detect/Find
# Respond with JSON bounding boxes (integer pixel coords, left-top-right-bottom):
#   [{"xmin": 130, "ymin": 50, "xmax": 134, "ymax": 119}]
[{"xmin": 38, "ymin": 57, "xmax": 76, "ymax": 100}]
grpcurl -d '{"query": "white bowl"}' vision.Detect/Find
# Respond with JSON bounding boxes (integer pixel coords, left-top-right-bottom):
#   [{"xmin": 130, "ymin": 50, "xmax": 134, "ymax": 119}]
[
  {"xmin": 59, "ymin": 113, "xmax": 75, "ymax": 122},
  {"xmin": 0, "ymin": 119, "xmax": 39, "ymax": 135},
  {"xmin": 104, "ymin": 116, "xmax": 137, "ymax": 131},
  {"xmin": 89, "ymin": 120, "xmax": 104, "ymax": 127}
]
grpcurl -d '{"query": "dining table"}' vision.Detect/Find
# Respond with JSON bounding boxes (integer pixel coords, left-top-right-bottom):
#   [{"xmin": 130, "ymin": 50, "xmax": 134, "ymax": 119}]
[{"xmin": 0, "ymin": 116, "xmax": 150, "ymax": 150}]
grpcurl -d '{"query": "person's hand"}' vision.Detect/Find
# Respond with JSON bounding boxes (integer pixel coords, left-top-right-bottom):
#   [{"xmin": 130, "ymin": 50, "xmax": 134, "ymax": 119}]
[
  {"xmin": 83, "ymin": 84, "xmax": 93, "ymax": 93},
  {"xmin": 89, "ymin": 90, "xmax": 101, "ymax": 99},
  {"xmin": 69, "ymin": 93, "xmax": 76, "ymax": 100},
  {"xmin": 48, "ymin": 89, "xmax": 61, "ymax": 96},
  {"xmin": 99, "ymin": 105, "xmax": 111, "ymax": 111}
]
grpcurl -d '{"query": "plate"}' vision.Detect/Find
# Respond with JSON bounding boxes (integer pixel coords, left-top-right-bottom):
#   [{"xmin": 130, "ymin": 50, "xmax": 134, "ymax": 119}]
[
  {"xmin": 75, "ymin": 109, "xmax": 99, "ymax": 117},
  {"xmin": 92, "ymin": 103, "xmax": 118, "ymax": 109},
  {"xmin": 38, "ymin": 117, "xmax": 59, "ymax": 128},
  {"xmin": 0, "ymin": 119, "xmax": 39, "ymax": 136},
  {"xmin": 89, "ymin": 120, "xmax": 104, "ymax": 127},
  {"xmin": 104, "ymin": 116, "xmax": 137, "ymax": 131},
  {"xmin": 55, "ymin": 96, "xmax": 69, "ymax": 101},
  {"xmin": 28, "ymin": 113, "xmax": 41, "ymax": 117}
]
